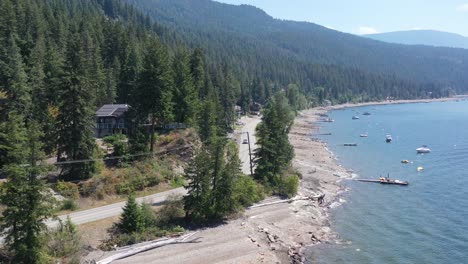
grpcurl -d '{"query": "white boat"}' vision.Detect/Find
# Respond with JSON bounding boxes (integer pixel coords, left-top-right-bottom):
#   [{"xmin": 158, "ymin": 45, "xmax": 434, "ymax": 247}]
[
  {"xmin": 360, "ymin": 133, "xmax": 368, "ymax": 137},
  {"xmin": 416, "ymin": 145, "xmax": 431, "ymax": 153},
  {"xmin": 386, "ymin": 135, "xmax": 392, "ymax": 142},
  {"xmin": 352, "ymin": 116, "xmax": 360, "ymax": 120}
]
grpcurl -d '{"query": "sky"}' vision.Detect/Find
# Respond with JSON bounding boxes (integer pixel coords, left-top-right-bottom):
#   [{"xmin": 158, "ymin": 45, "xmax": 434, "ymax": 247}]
[{"xmin": 214, "ymin": 0, "xmax": 468, "ymax": 36}]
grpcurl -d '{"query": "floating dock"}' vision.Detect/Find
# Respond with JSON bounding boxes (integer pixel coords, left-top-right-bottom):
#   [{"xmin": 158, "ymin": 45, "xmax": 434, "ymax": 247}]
[{"xmin": 356, "ymin": 178, "xmax": 409, "ymax": 186}]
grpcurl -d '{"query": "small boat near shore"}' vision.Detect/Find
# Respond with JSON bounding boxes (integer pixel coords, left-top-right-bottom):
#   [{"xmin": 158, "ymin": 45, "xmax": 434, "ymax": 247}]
[
  {"xmin": 344, "ymin": 143, "xmax": 358, "ymax": 146},
  {"xmin": 363, "ymin": 112, "xmax": 371, "ymax": 115},
  {"xmin": 401, "ymin": 160, "xmax": 410, "ymax": 164},
  {"xmin": 360, "ymin": 133, "xmax": 368, "ymax": 137},
  {"xmin": 352, "ymin": 116, "xmax": 360, "ymax": 120},
  {"xmin": 386, "ymin": 135, "xmax": 393, "ymax": 143}
]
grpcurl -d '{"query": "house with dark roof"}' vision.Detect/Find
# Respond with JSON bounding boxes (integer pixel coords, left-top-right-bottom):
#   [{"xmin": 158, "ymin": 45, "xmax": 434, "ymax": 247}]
[{"xmin": 95, "ymin": 104, "xmax": 129, "ymax": 138}]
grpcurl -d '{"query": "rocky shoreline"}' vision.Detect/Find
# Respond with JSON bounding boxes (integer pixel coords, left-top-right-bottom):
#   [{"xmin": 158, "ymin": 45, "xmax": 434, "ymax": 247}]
[{"xmin": 102, "ymin": 98, "xmax": 463, "ymax": 264}]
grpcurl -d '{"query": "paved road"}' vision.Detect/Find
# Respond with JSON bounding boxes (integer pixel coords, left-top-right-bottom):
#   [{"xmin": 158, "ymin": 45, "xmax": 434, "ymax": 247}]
[
  {"xmin": 49, "ymin": 117, "xmax": 260, "ymax": 227},
  {"xmin": 238, "ymin": 116, "xmax": 261, "ymax": 175},
  {"xmin": 50, "ymin": 187, "xmax": 187, "ymax": 226}
]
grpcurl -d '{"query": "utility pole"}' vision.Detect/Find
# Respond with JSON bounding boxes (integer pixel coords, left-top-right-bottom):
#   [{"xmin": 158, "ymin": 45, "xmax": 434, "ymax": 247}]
[{"xmin": 246, "ymin": 132, "xmax": 254, "ymax": 176}]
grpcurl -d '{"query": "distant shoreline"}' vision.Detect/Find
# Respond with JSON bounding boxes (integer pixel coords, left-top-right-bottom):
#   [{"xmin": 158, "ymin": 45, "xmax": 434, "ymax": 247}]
[{"xmin": 326, "ymin": 96, "xmax": 464, "ymax": 111}]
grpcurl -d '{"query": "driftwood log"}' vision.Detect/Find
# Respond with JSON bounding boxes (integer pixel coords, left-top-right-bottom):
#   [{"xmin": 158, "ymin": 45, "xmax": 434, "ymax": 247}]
[
  {"xmin": 95, "ymin": 232, "xmax": 198, "ymax": 264},
  {"xmin": 248, "ymin": 194, "xmax": 324, "ymax": 209}
]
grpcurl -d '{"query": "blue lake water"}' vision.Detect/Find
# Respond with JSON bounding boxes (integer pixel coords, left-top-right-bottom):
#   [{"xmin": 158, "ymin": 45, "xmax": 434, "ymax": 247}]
[{"xmin": 306, "ymin": 101, "xmax": 468, "ymax": 264}]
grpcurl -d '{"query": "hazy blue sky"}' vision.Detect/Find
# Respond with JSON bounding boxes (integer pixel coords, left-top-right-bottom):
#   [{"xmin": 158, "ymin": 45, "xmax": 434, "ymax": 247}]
[{"xmin": 215, "ymin": 0, "xmax": 468, "ymax": 36}]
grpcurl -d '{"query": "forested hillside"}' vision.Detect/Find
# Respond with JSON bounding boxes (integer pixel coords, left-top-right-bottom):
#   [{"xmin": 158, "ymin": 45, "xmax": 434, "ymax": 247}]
[
  {"xmin": 365, "ymin": 30, "xmax": 468, "ymax": 49},
  {"xmin": 0, "ymin": 0, "xmax": 250, "ymax": 261},
  {"xmin": 125, "ymin": 0, "xmax": 468, "ymax": 97},
  {"xmin": 0, "ymin": 0, "xmax": 241, "ymax": 166}
]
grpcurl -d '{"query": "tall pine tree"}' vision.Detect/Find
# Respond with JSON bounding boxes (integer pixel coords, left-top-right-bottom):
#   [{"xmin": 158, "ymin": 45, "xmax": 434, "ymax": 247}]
[
  {"xmin": 0, "ymin": 116, "xmax": 53, "ymax": 263},
  {"xmin": 172, "ymin": 49, "xmax": 197, "ymax": 125},
  {"xmin": 132, "ymin": 37, "xmax": 173, "ymax": 153},
  {"xmin": 56, "ymin": 32, "xmax": 96, "ymax": 180}
]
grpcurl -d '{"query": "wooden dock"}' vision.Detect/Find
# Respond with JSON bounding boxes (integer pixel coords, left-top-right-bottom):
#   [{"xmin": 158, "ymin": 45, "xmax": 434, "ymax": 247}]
[{"xmin": 356, "ymin": 178, "xmax": 409, "ymax": 186}]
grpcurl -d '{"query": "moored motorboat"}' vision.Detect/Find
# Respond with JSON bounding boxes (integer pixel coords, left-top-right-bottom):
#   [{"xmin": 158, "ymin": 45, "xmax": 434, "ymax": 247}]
[
  {"xmin": 386, "ymin": 135, "xmax": 392, "ymax": 143},
  {"xmin": 352, "ymin": 116, "xmax": 360, "ymax": 120},
  {"xmin": 401, "ymin": 160, "xmax": 409, "ymax": 164},
  {"xmin": 360, "ymin": 133, "xmax": 368, "ymax": 137},
  {"xmin": 363, "ymin": 112, "xmax": 371, "ymax": 115},
  {"xmin": 416, "ymin": 145, "xmax": 431, "ymax": 153}
]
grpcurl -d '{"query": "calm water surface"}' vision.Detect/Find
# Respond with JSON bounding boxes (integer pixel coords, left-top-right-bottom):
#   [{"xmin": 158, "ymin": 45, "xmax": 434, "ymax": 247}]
[{"xmin": 306, "ymin": 100, "xmax": 468, "ymax": 264}]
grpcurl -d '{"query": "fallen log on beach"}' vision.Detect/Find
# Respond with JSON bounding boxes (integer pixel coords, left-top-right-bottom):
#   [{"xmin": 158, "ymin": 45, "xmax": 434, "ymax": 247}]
[
  {"xmin": 248, "ymin": 194, "xmax": 325, "ymax": 209},
  {"xmin": 95, "ymin": 232, "xmax": 198, "ymax": 264}
]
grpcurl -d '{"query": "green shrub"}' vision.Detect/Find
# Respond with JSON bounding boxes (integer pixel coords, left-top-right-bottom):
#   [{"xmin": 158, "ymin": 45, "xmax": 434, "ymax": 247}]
[
  {"xmin": 278, "ymin": 175, "xmax": 299, "ymax": 198},
  {"xmin": 140, "ymin": 203, "xmax": 157, "ymax": 228},
  {"xmin": 175, "ymin": 137, "xmax": 185, "ymax": 146},
  {"xmin": 156, "ymin": 195, "xmax": 185, "ymax": 227},
  {"xmin": 129, "ymin": 175, "xmax": 146, "ymax": 191},
  {"xmin": 170, "ymin": 175, "xmax": 185, "ymax": 187},
  {"xmin": 46, "ymin": 217, "xmax": 82, "ymax": 263},
  {"xmin": 233, "ymin": 176, "xmax": 264, "ymax": 207},
  {"xmin": 55, "ymin": 181, "xmax": 80, "ymax": 200},
  {"xmin": 147, "ymin": 174, "xmax": 162, "ymax": 187},
  {"xmin": 61, "ymin": 199, "xmax": 79, "ymax": 211},
  {"xmin": 116, "ymin": 182, "xmax": 132, "ymax": 195},
  {"xmin": 103, "ymin": 134, "xmax": 127, "ymax": 145},
  {"xmin": 113, "ymin": 141, "xmax": 128, "ymax": 157}
]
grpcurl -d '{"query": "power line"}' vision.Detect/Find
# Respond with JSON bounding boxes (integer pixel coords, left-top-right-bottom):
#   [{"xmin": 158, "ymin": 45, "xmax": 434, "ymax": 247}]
[{"xmin": 18, "ymin": 145, "xmax": 193, "ymax": 167}]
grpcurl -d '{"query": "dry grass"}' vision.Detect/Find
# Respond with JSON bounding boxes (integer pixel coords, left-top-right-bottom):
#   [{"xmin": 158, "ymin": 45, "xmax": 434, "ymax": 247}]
[{"xmin": 79, "ymin": 216, "xmax": 120, "ymax": 249}]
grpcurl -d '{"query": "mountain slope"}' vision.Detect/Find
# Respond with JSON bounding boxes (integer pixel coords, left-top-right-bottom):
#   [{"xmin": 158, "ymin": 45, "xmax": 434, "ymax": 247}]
[
  {"xmin": 365, "ymin": 30, "xmax": 468, "ymax": 49},
  {"xmin": 125, "ymin": 0, "xmax": 468, "ymax": 93}
]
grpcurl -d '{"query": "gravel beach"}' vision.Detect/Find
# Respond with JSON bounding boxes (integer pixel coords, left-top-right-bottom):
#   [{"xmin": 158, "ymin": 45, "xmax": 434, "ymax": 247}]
[{"xmin": 94, "ymin": 98, "xmax": 464, "ymax": 264}]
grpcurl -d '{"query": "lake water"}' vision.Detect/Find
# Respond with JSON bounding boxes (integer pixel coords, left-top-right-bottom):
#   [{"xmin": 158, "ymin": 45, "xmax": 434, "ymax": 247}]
[{"xmin": 306, "ymin": 100, "xmax": 468, "ymax": 264}]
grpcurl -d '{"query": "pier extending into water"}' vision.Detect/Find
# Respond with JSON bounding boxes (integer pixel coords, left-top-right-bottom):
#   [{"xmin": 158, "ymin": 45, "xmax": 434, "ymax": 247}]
[{"xmin": 356, "ymin": 178, "xmax": 409, "ymax": 186}]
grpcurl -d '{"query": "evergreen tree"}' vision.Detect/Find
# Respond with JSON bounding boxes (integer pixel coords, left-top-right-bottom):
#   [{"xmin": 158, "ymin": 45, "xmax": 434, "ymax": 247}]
[
  {"xmin": 183, "ymin": 147, "xmax": 212, "ymax": 221},
  {"xmin": 196, "ymin": 98, "xmax": 217, "ymax": 143},
  {"xmin": 1, "ymin": 35, "xmax": 30, "ymax": 116},
  {"xmin": 117, "ymin": 42, "xmax": 140, "ymax": 104},
  {"xmin": 212, "ymin": 141, "xmax": 241, "ymax": 217},
  {"xmin": 172, "ymin": 49, "xmax": 197, "ymax": 125},
  {"xmin": 119, "ymin": 194, "xmax": 142, "ymax": 233},
  {"xmin": 286, "ymin": 84, "xmax": 300, "ymax": 113},
  {"xmin": 254, "ymin": 92, "xmax": 294, "ymax": 188},
  {"xmin": 132, "ymin": 37, "xmax": 173, "ymax": 153},
  {"xmin": 189, "ymin": 48, "xmax": 206, "ymax": 98},
  {"xmin": 0, "ymin": 117, "xmax": 53, "ymax": 263},
  {"xmin": 56, "ymin": 33, "xmax": 96, "ymax": 181}
]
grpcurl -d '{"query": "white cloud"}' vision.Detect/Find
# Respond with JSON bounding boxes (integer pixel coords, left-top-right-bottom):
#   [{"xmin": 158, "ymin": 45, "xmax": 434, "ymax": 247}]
[
  {"xmin": 357, "ymin": 26, "xmax": 379, "ymax": 35},
  {"xmin": 457, "ymin": 3, "xmax": 468, "ymax": 12}
]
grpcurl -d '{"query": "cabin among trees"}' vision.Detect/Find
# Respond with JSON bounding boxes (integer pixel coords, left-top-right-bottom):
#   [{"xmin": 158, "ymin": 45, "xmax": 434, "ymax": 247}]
[
  {"xmin": 95, "ymin": 104, "xmax": 129, "ymax": 138},
  {"xmin": 250, "ymin": 102, "xmax": 262, "ymax": 115}
]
